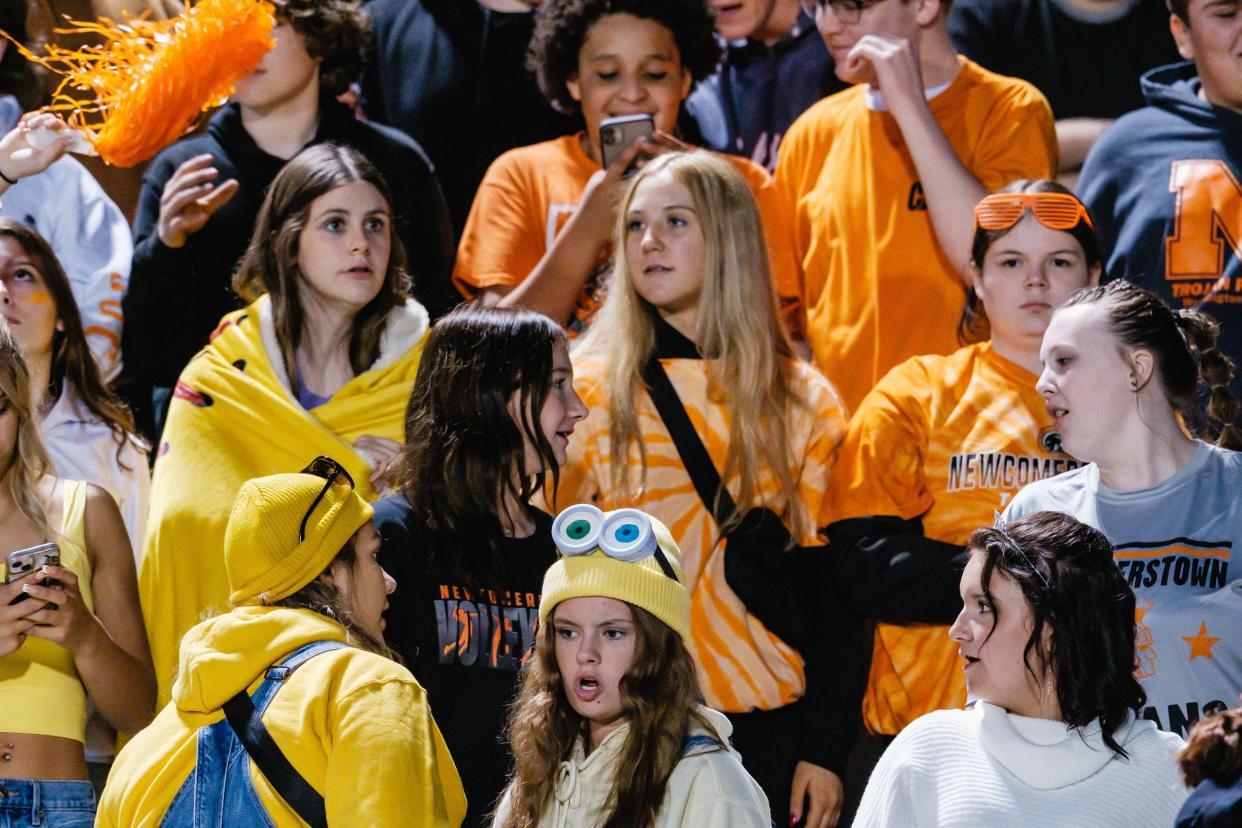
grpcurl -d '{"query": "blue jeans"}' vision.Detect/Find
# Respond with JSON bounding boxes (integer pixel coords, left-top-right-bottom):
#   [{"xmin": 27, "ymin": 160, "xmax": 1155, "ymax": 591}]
[{"xmin": 0, "ymin": 779, "xmax": 95, "ymax": 828}]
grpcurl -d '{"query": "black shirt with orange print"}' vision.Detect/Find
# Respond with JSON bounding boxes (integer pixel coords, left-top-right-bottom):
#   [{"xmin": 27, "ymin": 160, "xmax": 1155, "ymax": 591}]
[{"xmin": 374, "ymin": 496, "xmax": 556, "ymax": 828}]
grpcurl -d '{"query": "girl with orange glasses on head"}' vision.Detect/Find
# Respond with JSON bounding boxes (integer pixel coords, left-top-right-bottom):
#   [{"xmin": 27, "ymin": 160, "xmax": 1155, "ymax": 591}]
[{"xmin": 825, "ymin": 181, "xmax": 1100, "ymax": 801}]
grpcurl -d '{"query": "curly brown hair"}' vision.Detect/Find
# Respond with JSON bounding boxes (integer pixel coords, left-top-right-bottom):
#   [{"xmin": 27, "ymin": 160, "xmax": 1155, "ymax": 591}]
[
  {"xmin": 269, "ymin": 0, "xmax": 370, "ymax": 96},
  {"xmin": 1180, "ymin": 707, "xmax": 1242, "ymax": 788},
  {"xmin": 496, "ymin": 603, "xmax": 710, "ymax": 828},
  {"xmin": 527, "ymin": 0, "xmax": 721, "ymax": 115}
]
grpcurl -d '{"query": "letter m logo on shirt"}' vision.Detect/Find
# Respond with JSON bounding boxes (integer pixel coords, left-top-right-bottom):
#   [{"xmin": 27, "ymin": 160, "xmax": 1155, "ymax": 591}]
[{"xmin": 1166, "ymin": 160, "xmax": 1242, "ymax": 279}]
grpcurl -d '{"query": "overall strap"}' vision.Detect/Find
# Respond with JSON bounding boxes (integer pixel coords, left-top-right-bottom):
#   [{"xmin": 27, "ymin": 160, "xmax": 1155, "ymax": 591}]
[
  {"xmin": 249, "ymin": 640, "xmax": 347, "ymax": 714},
  {"xmin": 222, "ymin": 640, "xmax": 347, "ymax": 828}
]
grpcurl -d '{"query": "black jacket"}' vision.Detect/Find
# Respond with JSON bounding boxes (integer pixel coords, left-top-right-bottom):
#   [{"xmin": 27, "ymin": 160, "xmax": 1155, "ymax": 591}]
[
  {"xmin": 360, "ymin": 0, "xmax": 579, "ymax": 233},
  {"xmin": 123, "ymin": 96, "xmax": 454, "ymax": 391},
  {"xmin": 373, "ymin": 496, "xmax": 557, "ymax": 828}
]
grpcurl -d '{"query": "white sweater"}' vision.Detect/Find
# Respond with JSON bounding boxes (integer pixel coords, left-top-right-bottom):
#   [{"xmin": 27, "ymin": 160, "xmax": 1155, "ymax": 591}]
[
  {"xmin": 492, "ymin": 706, "xmax": 769, "ymax": 828},
  {"xmin": 855, "ymin": 702, "xmax": 1189, "ymax": 827}
]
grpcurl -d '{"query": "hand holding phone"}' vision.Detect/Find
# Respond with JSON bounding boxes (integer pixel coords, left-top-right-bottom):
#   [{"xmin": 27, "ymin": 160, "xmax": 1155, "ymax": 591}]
[
  {"xmin": 599, "ymin": 114, "xmax": 655, "ymax": 174},
  {"xmin": 5, "ymin": 543, "xmax": 61, "ymax": 605}
]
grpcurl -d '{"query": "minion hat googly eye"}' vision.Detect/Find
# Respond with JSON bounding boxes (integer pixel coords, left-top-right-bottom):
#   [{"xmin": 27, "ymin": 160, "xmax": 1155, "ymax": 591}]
[{"xmin": 540, "ymin": 504, "xmax": 691, "ymax": 643}]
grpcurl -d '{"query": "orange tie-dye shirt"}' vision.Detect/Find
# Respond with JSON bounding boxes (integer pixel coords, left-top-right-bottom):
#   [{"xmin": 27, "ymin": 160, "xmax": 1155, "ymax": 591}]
[
  {"xmin": 826, "ymin": 342, "xmax": 1080, "ymax": 734},
  {"xmin": 553, "ymin": 348, "xmax": 847, "ymax": 713}
]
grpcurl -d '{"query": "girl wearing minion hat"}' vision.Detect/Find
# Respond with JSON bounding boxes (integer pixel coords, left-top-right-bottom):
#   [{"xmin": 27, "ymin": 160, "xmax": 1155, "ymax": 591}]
[
  {"xmin": 98, "ymin": 457, "xmax": 467, "ymax": 827},
  {"xmin": 492, "ymin": 504, "xmax": 769, "ymax": 828}
]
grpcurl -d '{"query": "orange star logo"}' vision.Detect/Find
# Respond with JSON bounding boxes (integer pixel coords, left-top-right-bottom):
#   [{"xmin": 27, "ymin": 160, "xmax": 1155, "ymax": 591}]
[{"xmin": 1182, "ymin": 621, "xmax": 1221, "ymax": 661}]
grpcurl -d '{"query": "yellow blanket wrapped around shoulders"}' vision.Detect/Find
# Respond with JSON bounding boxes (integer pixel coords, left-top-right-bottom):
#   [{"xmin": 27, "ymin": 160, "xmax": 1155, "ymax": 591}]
[{"xmin": 140, "ymin": 294, "xmax": 428, "ymax": 704}]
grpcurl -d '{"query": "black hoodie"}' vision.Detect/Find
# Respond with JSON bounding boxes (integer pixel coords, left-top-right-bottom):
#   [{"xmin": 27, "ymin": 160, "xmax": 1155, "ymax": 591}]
[
  {"xmin": 123, "ymin": 96, "xmax": 454, "ymax": 394},
  {"xmin": 1080, "ymin": 62, "xmax": 1242, "ymax": 398}
]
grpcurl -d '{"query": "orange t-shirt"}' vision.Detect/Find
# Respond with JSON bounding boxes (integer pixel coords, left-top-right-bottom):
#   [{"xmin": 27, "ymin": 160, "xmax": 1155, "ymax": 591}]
[
  {"xmin": 454, "ymin": 134, "xmax": 801, "ymax": 333},
  {"xmin": 776, "ymin": 58, "xmax": 1056, "ymax": 412},
  {"xmin": 826, "ymin": 342, "xmax": 1081, "ymax": 734},
  {"xmin": 553, "ymin": 348, "xmax": 847, "ymax": 713}
]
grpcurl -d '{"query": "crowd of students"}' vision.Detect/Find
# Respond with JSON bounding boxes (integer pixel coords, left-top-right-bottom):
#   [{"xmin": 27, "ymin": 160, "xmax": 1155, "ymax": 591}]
[{"xmin": 0, "ymin": 0, "xmax": 1240, "ymax": 826}]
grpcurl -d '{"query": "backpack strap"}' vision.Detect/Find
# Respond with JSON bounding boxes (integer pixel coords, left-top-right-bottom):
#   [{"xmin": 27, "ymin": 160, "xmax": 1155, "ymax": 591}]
[{"xmin": 222, "ymin": 640, "xmax": 347, "ymax": 828}]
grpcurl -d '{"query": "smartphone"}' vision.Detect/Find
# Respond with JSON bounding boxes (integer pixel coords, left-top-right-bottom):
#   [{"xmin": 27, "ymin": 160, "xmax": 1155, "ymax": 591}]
[
  {"xmin": 5, "ymin": 543, "xmax": 60, "ymax": 605},
  {"xmin": 599, "ymin": 114, "xmax": 655, "ymax": 173}
]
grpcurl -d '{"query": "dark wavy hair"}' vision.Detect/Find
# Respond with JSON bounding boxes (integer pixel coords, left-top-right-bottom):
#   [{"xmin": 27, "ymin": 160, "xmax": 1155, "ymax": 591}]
[
  {"xmin": 394, "ymin": 304, "xmax": 566, "ymax": 587},
  {"xmin": 0, "ymin": 220, "xmax": 144, "ymax": 465},
  {"xmin": 1166, "ymin": 0, "xmax": 1188, "ymax": 24},
  {"xmin": 497, "ymin": 603, "xmax": 709, "ymax": 828},
  {"xmin": 1061, "ymin": 280, "xmax": 1242, "ymax": 450},
  {"xmin": 960, "ymin": 179, "xmax": 1102, "ymax": 345},
  {"xmin": 270, "ymin": 0, "xmax": 369, "ymax": 96},
  {"xmin": 968, "ymin": 511, "xmax": 1145, "ymax": 758},
  {"xmin": 233, "ymin": 143, "xmax": 410, "ymax": 400},
  {"xmin": 527, "ymin": 0, "xmax": 721, "ymax": 116}
]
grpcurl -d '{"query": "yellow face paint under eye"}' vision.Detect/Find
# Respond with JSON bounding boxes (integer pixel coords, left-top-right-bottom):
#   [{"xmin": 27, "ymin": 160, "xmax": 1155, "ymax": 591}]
[{"xmin": 25, "ymin": 291, "xmax": 51, "ymax": 305}]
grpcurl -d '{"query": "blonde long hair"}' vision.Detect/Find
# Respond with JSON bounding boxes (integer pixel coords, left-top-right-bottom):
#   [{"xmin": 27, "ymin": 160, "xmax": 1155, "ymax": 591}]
[
  {"xmin": 0, "ymin": 322, "xmax": 53, "ymax": 539},
  {"xmin": 575, "ymin": 151, "xmax": 802, "ymax": 527}
]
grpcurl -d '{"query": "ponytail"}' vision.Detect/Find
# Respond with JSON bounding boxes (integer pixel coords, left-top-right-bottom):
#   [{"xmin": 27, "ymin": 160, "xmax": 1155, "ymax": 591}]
[
  {"xmin": 1063, "ymin": 281, "xmax": 1242, "ymax": 450},
  {"xmin": 1174, "ymin": 310, "xmax": 1242, "ymax": 450}
]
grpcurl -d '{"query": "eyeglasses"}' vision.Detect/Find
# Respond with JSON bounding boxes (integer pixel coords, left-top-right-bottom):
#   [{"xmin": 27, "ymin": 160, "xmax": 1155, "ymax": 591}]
[
  {"xmin": 800, "ymin": 0, "xmax": 889, "ymax": 24},
  {"xmin": 991, "ymin": 511, "xmax": 1050, "ymax": 588},
  {"xmin": 552, "ymin": 504, "xmax": 679, "ymax": 582},
  {"xmin": 973, "ymin": 192, "xmax": 1094, "ymax": 233},
  {"xmin": 298, "ymin": 456, "xmax": 355, "ymax": 544}
]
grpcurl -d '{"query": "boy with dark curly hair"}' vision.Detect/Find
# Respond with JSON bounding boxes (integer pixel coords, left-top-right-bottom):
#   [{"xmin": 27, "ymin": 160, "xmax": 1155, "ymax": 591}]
[
  {"xmin": 453, "ymin": 0, "xmax": 804, "ymax": 341},
  {"xmin": 123, "ymin": 0, "xmax": 453, "ymax": 439}
]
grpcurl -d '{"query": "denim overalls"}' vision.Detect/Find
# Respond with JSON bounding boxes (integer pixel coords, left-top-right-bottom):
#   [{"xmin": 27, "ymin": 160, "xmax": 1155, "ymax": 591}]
[{"xmin": 161, "ymin": 641, "xmax": 344, "ymax": 827}]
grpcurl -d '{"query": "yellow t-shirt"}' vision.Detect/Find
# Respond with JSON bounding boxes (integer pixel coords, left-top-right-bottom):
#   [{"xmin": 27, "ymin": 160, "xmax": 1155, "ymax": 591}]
[
  {"xmin": 776, "ymin": 58, "xmax": 1057, "ymax": 413},
  {"xmin": 827, "ymin": 342, "xmax": 1080, "ymax": 734},
  {"xmin": 553, "ymin": 346, "xmax": 847, "ymax": 712},
  {"xmin": 0, "ymin": 479, "xmax": 95, "ymax": 743},
  {"xmin": 454, "ymin": 134, "xmax": 801, "ymax": 333}
]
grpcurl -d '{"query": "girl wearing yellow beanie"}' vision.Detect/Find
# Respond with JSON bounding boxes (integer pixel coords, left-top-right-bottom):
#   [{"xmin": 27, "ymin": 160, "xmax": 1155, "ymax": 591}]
[
  {"xmin": 492, "ymin": 504, "xmax": 769, "ymax": 828},
  {"xmin": 98, "ymin": 458, "xmax": 466, "ymax": 827}
]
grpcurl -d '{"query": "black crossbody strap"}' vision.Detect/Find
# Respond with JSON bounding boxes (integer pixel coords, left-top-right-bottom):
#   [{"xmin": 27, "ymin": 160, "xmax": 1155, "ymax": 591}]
[
  {"xmin": 640, "ymin": 357, "xmax": 738, "ymax": 528},
  {"xmin": 222, "ymin": 642, "xmax": 343, "ymax": 828}
]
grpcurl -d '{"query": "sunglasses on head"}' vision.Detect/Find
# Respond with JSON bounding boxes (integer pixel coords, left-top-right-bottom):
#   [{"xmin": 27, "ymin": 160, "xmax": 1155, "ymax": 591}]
[
  {"xmin": 973, "ymin": 192, "xmax": 1094, "ymax": 233},
  {"xmin": 298, "ymin": 456, "xmax": 355, "ymax": 544}
]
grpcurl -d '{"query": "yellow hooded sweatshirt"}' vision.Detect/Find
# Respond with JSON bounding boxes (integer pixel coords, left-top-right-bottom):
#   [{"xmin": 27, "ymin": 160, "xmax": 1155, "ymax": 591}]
[{"xmin": 97, "ymin": 606, "xmax": 467, "ymax": 827}]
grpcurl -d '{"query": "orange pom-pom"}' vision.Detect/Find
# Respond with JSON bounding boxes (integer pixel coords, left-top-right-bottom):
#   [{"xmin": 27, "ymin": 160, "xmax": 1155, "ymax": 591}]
[{"xmin": 0, "ymin": 0, "xmax": 275, "ymax": 167}]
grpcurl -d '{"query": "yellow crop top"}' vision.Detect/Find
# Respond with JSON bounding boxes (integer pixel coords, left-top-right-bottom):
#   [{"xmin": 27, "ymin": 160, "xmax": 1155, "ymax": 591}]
[{"xmin": 0, "ymin": 479, "xmax": 95, "ymax": 742}]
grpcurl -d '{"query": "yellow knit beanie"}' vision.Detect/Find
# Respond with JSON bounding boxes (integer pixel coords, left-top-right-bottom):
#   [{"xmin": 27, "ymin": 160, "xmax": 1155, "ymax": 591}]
[
  {"xmin": 225, "ymin": 470, "xmax": 373, "ymax": 606},
  {"xmin": 540, "ymin": 504, "xmax": 691, "ymax": 643}
]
